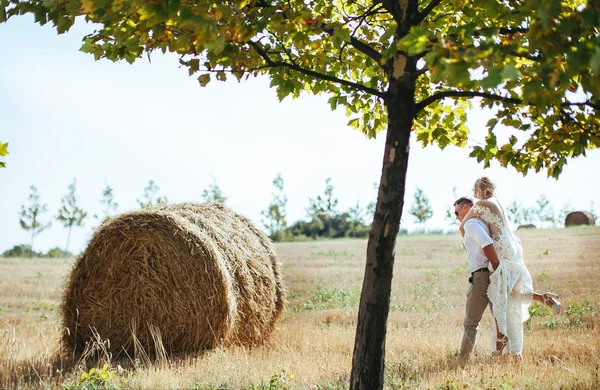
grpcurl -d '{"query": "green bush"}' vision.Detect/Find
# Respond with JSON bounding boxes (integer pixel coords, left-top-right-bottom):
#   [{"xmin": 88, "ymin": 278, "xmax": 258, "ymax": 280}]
[
  {"xmin": 2, "ymin": 244, "xmax": 41, "ymax": 258},
  {"xmin": 45, "ymin": 247, "xmax": 73, "ymax": 258}
]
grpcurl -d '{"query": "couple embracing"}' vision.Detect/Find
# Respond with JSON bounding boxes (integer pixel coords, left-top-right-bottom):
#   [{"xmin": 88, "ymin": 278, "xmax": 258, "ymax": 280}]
[{"xmin": 454, "ymin": 177, "xmax": 561, "ymax": 358}]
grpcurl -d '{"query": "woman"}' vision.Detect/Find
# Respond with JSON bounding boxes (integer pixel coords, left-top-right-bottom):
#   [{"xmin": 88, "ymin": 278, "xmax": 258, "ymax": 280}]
[{"xmin": 459, "ymin": 176, "xmax": 561, "ymax": 357}]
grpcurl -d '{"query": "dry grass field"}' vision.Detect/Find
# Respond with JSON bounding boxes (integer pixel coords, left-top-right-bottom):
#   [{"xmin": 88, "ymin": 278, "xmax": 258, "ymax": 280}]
[{"xmin": 1, "ymin": 227, "xmax": 599, "ymax": 389}]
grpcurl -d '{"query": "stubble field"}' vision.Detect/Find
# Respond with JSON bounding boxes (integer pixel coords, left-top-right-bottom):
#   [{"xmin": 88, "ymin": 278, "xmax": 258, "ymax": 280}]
[{"xmin": 1, "ymin": 227, "xmax": 599, "ymax": 389}]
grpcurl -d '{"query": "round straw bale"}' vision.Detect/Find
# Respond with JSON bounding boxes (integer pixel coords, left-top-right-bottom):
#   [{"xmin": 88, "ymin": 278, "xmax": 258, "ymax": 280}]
[
  {"xmin": 565, "ymin": 211, "xmax": 595, "ymax": 227},
  {"xmin": 61, "ymin": 203, "xmax": 284, "ymax": 358},
  {"xmin": 517, "ymin": 224, "xmax": 536, "ymax": 230}
]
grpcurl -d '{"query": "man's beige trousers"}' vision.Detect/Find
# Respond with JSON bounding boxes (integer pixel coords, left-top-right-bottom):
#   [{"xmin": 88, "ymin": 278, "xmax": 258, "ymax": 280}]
[{"xmin": 459, "ymin": 269, "xmax": 490, "ymax": 356}]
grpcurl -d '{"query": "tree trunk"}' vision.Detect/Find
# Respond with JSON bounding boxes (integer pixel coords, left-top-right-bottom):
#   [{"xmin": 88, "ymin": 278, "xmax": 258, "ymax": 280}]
[
  {"xmin": 30, "ymin": 231, "xmax": 35, "ymax": 258},
  {"xmin": 65, "ymin": 225, "xmax": 72, "ymax": 254},
  {"xmin": 350, "ymin": 77, "xmax": 416, "ymax": 389}
]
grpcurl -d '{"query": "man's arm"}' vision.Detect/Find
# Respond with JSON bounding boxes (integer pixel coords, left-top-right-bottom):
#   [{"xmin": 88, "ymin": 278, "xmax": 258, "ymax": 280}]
[{"xmin": 482, "ymin": 244, "xmax": 500, "ymax": 271}]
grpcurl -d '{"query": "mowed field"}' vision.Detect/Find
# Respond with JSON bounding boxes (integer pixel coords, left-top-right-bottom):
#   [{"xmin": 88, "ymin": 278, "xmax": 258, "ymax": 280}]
[{"xmin": 1, "ymin": 227, "xmax": 599, "ymax": 389}]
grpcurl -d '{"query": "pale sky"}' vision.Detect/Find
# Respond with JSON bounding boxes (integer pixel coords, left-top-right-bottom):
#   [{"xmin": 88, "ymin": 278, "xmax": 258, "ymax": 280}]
[{"xmin": 1, "ymin": 16, "xmax": 599, "ymax": 254}]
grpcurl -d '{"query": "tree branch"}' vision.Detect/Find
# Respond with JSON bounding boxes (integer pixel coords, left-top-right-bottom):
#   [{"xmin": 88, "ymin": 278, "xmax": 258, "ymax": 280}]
[
  {"xmin": 416, "ymin": 90, "xmax": 521, "ymax": 113},
  {"xmin": 562, "ymin": 101, "xmax": 600, "ymax": 111},
  {"xmin": 323, "ymin": 27, "xmax": 382, "ymax": 64},
  {"xmin": 248, "ymin": 41, "xmax": 386, "ymax": 99},
  {"xmin": 416, "ymin": 91, "xmax": 600, "ymax": 114},
  {"xmin": 415, "ymin": 0, "xmax": 443, "ymax": 25},
  {"xmin": 507, "ymin": 50, "xmax": 542, "ymax": 62}
]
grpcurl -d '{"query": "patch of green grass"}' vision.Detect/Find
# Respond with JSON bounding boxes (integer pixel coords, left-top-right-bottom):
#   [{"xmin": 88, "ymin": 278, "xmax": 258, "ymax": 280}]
[
  {"xmin": 529, "ymin": 302, "xmax": 551, "ymax": 318},
  {"xmin": 62, "ymin": 365, "xmax": 120, "ymax": 390},
  {"xmin": 537, "ymin": 269, "xmax": 550, "ymax": 282},
  {"xmin": 311, "ymin": 250, "xmax": 352, "ymax": 258},
  {"xmin": 291, "ymin": 288, "xmax": 360, "ymax": 311},
  {"xmin": 249, "ymin": 370, "xmax": 293, "ymax": 390},
  {"xmin": 566, "ymin": 299, "xmax": 598, "ymax": 328}
]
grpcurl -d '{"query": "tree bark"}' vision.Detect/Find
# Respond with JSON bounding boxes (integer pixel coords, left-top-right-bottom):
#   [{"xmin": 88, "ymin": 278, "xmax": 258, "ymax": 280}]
[
  {"xmin": 65, "ymin": 225, "xmax": 72, "ymax": 254},
  {"xmin": 350, "ymin": 76, "xmax": 416, "ymax": 389}
]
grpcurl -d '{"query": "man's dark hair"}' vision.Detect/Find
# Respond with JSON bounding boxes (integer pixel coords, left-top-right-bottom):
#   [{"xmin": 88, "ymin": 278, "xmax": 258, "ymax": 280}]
[{"xmin": 454, "ymin": 196, "xmax": 474, "ymax": 207}]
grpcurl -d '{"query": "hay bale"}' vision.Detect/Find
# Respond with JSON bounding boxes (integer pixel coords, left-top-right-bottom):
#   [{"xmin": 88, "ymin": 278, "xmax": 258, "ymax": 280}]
[
  {"xmin": 61, "ymin": 203, "xmax": 284, "ymax": 358},
  {"xmin": 517, "ymin": 224, "xmax": 536, "ymax": 230},
  {"xmin": 565, "ymin": 211, "xmax": 595, "ymax": 227}
]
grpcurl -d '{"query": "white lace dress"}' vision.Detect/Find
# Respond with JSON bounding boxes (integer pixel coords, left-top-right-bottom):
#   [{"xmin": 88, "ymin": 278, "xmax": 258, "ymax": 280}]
[{"xmin": 472, "ymin": 199, "xmax": 534, "ymax": 355}]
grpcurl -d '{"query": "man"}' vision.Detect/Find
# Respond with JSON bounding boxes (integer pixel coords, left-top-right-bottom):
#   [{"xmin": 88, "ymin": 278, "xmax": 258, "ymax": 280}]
[{"xmin": 454, "ymin": 196, "xmax": 500, "ymax": 356}]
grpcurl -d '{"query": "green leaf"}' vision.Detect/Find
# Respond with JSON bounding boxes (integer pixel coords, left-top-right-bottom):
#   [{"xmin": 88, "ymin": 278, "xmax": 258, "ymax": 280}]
[
  {"xmin": 480, "ymin": 66, "xmax": 504, "ymax": 89},
  {"xmin": 197, "ymin": 74, "xmax": 211, "ymax": 87},
  {"xmin": 590, "ymin": 49, "xmax": 600, "ymax": 71},
  {"xmin": 0, "ymin": 6, "xmax": 6, "ymax": 23},
  {"xmin": 397, "ymin": 27, "xmax": 430, "ymax": 56},
  {"xmin": 66, "ymin": 0, "xmax": 81, "ymax": 15},
  {"xmin": 502, "ymin": 64, "xmax": 520, "ymax": 81}
]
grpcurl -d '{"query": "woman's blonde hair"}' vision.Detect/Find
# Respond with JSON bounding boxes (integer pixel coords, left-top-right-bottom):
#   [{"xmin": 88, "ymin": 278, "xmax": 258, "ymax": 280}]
[{"xmin": 473, "ymin": 176, "xmax": 496, "ymax": 199}]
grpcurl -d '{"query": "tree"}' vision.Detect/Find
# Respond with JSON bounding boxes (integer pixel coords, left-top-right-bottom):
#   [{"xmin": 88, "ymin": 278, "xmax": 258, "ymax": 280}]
[
  {"xmin": 307, "ymin": 178, "xmax": 339, "ymax": 237},
  {"xmin": 444, "ymin": 187, "xmax": 459, "ymax": 227},
  {"xmin": 366, "ymin": 182, "xmax": 379, "ymax": 220},
  {"xmin": 2, "ymin": 244, "xmax": 41, "ymax": 258},
  {"xmin": 534, "ymin": 194, "xmax": 555, "ymax": 228},
  {"xmin": 94, "ymin": 180, "xmax": 119, "ymax": 222},
  {"xmin": 57, "ymin": 179, "xmax": 88, "ymax": 253},
  {"xmin": 409, "ymin": 188, "xmax": 433, "ymax": 230},
  {"xmin": 6, "ymin": 1, "xmax": 599, "ymax": 387},
  {"xmin": 0, "ymin": 142, "xmax": 8, "ymax": 168},
  {"xmin": 507, "ymin": 200, "xmax": 524, "ymax": 226},
  {"xmin": 20, "ymin": 185, "xmax": 51, "ymax": 257},
  {"xmin": 261, "ymin": 173, "xmax": 287, "ymax": 241},
  {"xmin": 558, "ymin": 201, "xmax": 574, "ymax": 227},
  {"xmin": 45, "ymin": 247, "xmax": 73, "ymax": 258},
  {"xmin": 137, "ymin": 179, "xmax": 168, "ymax": 208},
  {"xmin": 202, "ymin": 175, "xmax": 227, "ymax": 204},
  {"xmin": 590, "ymin": 200, "xmax": 598, "ymax": 224},
  {"xmin": 346, "ymin": 201, "xmax": 370, "ymax": 238}
]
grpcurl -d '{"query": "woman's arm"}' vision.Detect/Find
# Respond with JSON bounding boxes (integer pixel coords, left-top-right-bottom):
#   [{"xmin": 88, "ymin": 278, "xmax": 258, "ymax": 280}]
[{"xmin": 459, "ymin": 200, "xmax": 492, "ymax": 236}]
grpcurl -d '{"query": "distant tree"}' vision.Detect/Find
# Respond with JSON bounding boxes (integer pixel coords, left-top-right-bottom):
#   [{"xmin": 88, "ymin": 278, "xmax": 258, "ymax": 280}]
[
  {"xmin": 535, "ymin": 195, "xmax": 556, "ymax": 228},
  {"xmin": 202, "ymin": 175, "xmax": 227, "ymax": 204},
  {"xmin": 0, "ymin": 141, "xmax": 8, "ymax": 168},
  {"xmin": 137, "ymin": 180, "xmax": 168, "ymax": 208},
  {"xmin": 444, "ymin": 187, "xmax": 459, "ymax": 227},
  {"xmin": 45, "ymin": 247, "xmax": 73, "ymax": 258},
  {"xmin": 20, "ymin": 185, "xmax": 51, "ymax": 257},
  {"xmin": 261, "ymin": 173, "xmax": 287, "ymax": 241},
  {"xmin": 507, "ymin": 200, "xmax": 525, "ymax": 226},
  {"xmin": 366, "ymin": 182, "xmax": 378, "ymax": 221},
  {"xmin": 306, "ymin": 217, "xmax": 326, "ymax": 239},
  {"xmin": 409, "ymin": 188, "xmax": 433, "ymax": 231},
  {"xmin": 307, "ymin": 178, "xmax": 339, "ymax": 237},
  {"xmin": 94, "ymin": 180, "xmax": 118, "ymax": 222},
  {"xmin": 346, "ymin": 201, "xmax": 370, "ymax": 238},
  {"xmin": 590, "ymin": 200, "xmax": 598, "ymax": 224},
  {"xmin": 57, "ymin": 179, "xmax": 88, "ymax": 253},
  {"xmin": 558, "ymin": 201, "xmax": 574, "ymax": 227},
  {"xmin": 2, "ymin": 244, "xmax": 41, "ymax": 258}
]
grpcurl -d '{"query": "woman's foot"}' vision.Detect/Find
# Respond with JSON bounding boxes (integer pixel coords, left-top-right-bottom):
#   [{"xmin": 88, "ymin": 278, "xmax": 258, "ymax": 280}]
[
  {"xmin": 542, "ymin": 292, "xmax": 562, "ymax": 315},
  {"xmin": 492, "ymin": 335, "xmax": 508, "ymax": 357}
]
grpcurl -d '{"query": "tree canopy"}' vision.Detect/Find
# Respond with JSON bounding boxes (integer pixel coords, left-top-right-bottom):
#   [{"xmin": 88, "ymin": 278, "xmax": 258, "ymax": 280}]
[
  {"xmin": 0, "ymin": 142, "xmax": 7, "ymax": 168},
  {"xmin": 4, "ymin": 0, "xmax": 598, "ymax": 177}
]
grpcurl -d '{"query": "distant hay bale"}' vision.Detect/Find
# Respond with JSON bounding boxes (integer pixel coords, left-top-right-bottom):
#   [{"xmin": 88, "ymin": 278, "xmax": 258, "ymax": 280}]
[
  {"xmin": 565, "ymin": 211, "xmax": 595, "ymax": 227},
  {"xmin": 517, "ymin": 224, "xmax": 536, "ymax": 230},
  {"xmin": 61, "ymin": 203, "xmax": 285, "ymax": 358}
]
